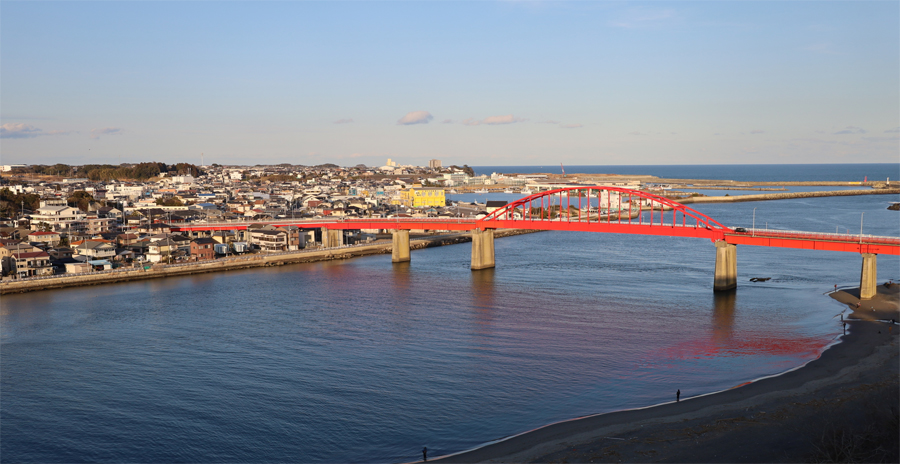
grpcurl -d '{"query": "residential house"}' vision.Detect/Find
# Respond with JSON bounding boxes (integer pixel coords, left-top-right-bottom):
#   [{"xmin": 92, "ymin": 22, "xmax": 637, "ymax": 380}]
[
  {"xmin": 190, "ymin": 237, "xmax": 217, "ymax": 261},
  {"xmin": 72, "ymin": 240, "xmax": 117, "ymax": 261},
  {"xmin": 27, "ymin": 231, "xmax": 62, "ymax": 247},
  {"xmin": 3, "ymin": 250, "xmax": 53, "ymax": 277},
  {"xmin": 146, "ymin": 238, "xmax": 178, "ymax": 263}
]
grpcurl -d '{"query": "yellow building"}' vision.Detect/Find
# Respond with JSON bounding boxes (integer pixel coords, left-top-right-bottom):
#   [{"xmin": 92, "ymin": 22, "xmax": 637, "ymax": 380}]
[{"xmin": 400, "ymin": 188, "xmax": 446, "ymax": 208}]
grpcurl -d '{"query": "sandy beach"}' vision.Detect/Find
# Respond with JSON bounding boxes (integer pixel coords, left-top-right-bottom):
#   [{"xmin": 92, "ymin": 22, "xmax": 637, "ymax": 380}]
[{"xmin": 436, "ymin": 284, "xmax": 899, "ymax": 463}]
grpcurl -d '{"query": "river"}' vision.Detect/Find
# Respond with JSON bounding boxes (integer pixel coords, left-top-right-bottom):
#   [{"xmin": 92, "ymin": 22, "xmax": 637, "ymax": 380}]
[{"xmin": 2, "ymin": 170, "xmax": 898, "ymax": 463}]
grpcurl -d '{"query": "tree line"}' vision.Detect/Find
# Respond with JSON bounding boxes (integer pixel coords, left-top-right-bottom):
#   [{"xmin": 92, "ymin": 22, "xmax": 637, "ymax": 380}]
[{"xmin": 19, "ymin": 162, "xmax": 204, "ymax": 181}]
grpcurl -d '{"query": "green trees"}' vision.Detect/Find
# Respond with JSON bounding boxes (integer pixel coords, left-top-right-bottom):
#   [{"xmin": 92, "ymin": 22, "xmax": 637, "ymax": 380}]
[
  {"xmin": 25, "ymin": 162, "xmax": 205, "ymax": 181},
  {"xmin": 155, "ymin": 197, "xmax": 184, "ymax": 207},
  {"xmin": 68, "ymin": 191, "xmax": 95, "ymax": 211},
  {"xmin": 0, "ymin": 188, "xmax": 40, "ymax": 217}
]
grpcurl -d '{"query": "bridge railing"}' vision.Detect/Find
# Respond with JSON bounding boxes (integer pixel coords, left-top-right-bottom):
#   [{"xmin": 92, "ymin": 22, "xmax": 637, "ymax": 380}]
[
  {"xmin": 732, "ymin": 228, "xmax": 900, "ymax": 245},
  {"xmin": 171, "ymin": 217, "xmax": 479, "ymax": 229}
]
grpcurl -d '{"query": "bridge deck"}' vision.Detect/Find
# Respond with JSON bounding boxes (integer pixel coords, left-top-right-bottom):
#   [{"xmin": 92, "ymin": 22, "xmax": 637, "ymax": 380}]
[{"xmin": 168, "ymin": 218, "xmax": 899, "ymax": 255}]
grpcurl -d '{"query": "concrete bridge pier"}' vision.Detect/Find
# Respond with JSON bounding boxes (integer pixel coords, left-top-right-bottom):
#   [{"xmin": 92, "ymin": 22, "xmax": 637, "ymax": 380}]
[
  {"xmin": 471, "ymin": 228, "xmax": 495, "ymax": 270},
  {"xmin": 392, "ymin": 229, "xmax": 410, "ymax": 263},
  {"xmin": 860, "ymin": 253, "xmax": 877, "ymax": 299},
  {"xmin": 714, "ymin": 241, "xmax": 737, "ymax": 292},
  {"xmin": 322, "ymin": 228, "xmax": 342, "ymax": 248}
]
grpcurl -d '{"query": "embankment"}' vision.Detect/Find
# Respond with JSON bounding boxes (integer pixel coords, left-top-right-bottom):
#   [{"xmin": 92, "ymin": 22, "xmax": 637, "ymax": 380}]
[
  {"xmin": 678, "ymin": 188, "xmax": 899, "ymax": 204},
  {"xmin": 0, "ymin": 229, "xmax": 539, "ymax": 295}
]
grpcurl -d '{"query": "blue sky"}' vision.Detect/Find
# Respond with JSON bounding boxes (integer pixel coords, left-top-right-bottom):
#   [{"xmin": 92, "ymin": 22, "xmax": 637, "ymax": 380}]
[{"xmin": 1, "ymin": 1, "xmax": 898, "ymax": 167}]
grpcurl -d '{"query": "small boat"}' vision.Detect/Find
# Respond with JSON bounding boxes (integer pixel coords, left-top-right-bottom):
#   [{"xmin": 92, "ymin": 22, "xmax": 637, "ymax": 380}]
[
  {"xmin": 449, "ymin": 189, "xmax": 458, "ymax": 194},
  {"xmin": 503, "ymin": 188, "xmax": 513, "ymax": 194},
  {"xmin": 520, "ymin": 188, "xmax": 533, "ymax": 195},
  {"xmin": 474, "ymin": 188, "xmax": 489, "ymax": 194}
]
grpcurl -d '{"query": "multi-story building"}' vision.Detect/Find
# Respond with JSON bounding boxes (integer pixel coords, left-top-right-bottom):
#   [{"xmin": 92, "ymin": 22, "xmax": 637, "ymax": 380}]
[
  {"xmin": 86, "ymin": 218, "xmax": 117, "ymax": 235},
  {"xmin": 248, "ymin": 226, "xmax": 303, "ymax": 252},
  {"xmin": 428, "ymin": 159, "xmax": 442, "ymax": 169},
  {"xmin": 29, "ymin": 206, "xmax": 87, "ymax": 232},
  {"xmin": 399, "ymin": 188, "xmax": 445, "ymax": 208}
]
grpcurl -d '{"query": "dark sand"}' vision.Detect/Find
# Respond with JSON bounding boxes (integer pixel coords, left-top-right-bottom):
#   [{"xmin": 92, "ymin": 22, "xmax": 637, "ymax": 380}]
[{"xmin": 435, "ymin": 284, "xmax": 899, "ymax": 463}]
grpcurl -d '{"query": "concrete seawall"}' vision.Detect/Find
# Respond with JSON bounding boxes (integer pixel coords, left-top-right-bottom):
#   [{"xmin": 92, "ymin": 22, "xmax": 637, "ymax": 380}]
[
  {"xmin": 0, "ymin": 229, "xmax": 539, "ymax": 295},
  {"xmin": 678, "ymin": 188, "xmax": 900, "ymax": 204}
]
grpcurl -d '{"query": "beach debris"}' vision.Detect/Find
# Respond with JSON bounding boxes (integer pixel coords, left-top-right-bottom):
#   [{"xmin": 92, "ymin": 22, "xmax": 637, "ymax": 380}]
[{"xmin": 749, "ymin": 277, "xmax": 771, "ymax": 282}]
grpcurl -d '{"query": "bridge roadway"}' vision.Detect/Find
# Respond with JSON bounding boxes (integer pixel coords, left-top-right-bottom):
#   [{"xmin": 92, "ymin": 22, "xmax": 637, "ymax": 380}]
[
  {"xmin": 169, "ymin": 217, "xmax": 900, "ymax": 255},
  {"xmin": 167, "ymin": 187, "xmax": 898, "ymax": 297}
]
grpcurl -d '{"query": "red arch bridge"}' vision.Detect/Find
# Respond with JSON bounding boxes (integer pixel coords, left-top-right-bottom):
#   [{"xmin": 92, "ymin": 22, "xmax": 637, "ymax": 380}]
[{"xmin": 170, "ymin": 187, "xmax": 899, "ymax": 298}]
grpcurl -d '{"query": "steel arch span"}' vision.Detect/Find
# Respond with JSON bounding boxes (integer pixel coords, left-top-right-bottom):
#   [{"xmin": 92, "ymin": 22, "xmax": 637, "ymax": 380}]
[{"xmin": 477, "ymin": 186, "xmax": 734, "ymax": 241}]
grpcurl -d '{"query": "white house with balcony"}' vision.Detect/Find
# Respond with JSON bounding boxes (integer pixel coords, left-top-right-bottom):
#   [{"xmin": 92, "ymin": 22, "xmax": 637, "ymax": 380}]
[{"xmin": 29, "ymin": 206, "xmax": 87, "ymax": 232}]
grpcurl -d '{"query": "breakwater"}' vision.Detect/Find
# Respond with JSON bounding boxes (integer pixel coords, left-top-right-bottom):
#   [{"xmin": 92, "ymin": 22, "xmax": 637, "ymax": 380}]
[
  {"xmin": 0, "ymin": 229, "xmax": 538, "ymax": 295},
  {"xmin": 678, "ymin": 188, "xmax": 900, "ymax": 204}
]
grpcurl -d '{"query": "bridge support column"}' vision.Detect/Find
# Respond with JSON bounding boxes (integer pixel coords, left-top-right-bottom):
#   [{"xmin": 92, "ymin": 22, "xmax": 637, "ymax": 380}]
[
  {"xmin": 392, "ymin": 230, "xmax": 410, "ymax": 263},
  {"xmin": 860, "ymin": 253, "xmax": 877, "ymax": 300},
  {"xmin": 714, "ymin": 241, "xmax": 737, "ymax": 292},
  {"xmin": 471, "ymin": 229, "xmax": 495, "ymax": 270},
  {"xmin": 321, "ymin": 228, "xmax": 342, "ymax": 248}
]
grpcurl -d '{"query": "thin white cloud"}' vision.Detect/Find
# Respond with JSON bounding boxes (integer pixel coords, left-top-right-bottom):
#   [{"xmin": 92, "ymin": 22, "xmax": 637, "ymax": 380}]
[
  {"xmin": 1, "ymin": 123, "xmax": 44, "ymax": 138},
  {"xmin": 560, "ymin": 123, "xmax": 583, "ymax": 129},
  {"xmin": 1, "ymin": 123, "xmax": 71, "ymax": 139},
  {"xmin": 483, "ymin": 114, "xmax": 525, "ymax": 125},
  {"xmin": 333, "ymin": 118, "xmax": 354, "ymax": 124},
  {"xmin": 469, "ymin": 114, "xmax": 526, "ymax": 126},
  {"xmin": 461, "ymin": 118, "xmax": 481, "ymax": 126},
  {"xmin": 397, "ymin": 111, "xmax": 433, "ymax": 125},
  {"xmin": 90, "ymin": 127, "xmax": 123, "ymax": 139},
  {"xmin": 750, "ymin": 130, "xmax": 765, "ymax": 134},
  {"xmin": 441, "ymin": 119, "xmax": 454, "ymax": 124},
  {"xmin": 885, "ymin": 127, "xmax": 900, "ymax": 133},
  {"xmin": 833, "ymin": 126, "xmax": 866, "ymax": 135},
  {"xmin": 537, "ymin": 120, "xmax": 560, "ymax": 124}
]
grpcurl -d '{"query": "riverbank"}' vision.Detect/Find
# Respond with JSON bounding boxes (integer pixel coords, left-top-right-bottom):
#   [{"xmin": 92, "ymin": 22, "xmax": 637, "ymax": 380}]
[
  {"xmin": 436, "ymin": 285, "xmax": 899, "ymax": 463},
  {"xmin": 0, "ymin": 229, "xmax": 539, "ymax": 295}
]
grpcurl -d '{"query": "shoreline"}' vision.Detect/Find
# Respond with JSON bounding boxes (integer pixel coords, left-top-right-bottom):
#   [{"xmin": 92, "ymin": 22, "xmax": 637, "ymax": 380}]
[
  {"xmin": 677, "ymin": 188, "xmax": 899, "ymax": 204},
  {"xmin": 0, "ymin": 229, "xmax": 539, "ymax": 295},
  {"xmin": 434, "ymin": 285, "xmax": 899, "ymax": 463}
]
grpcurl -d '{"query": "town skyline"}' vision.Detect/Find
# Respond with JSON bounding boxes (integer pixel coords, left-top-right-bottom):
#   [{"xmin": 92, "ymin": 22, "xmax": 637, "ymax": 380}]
[{"xmin": 2, "ymin": 1, "xmax": 898, "ymax": 167}]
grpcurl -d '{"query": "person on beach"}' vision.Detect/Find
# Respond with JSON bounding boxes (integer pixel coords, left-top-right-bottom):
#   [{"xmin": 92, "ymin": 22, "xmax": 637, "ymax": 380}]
[
  {"xmin": 422, "ymin": 447, "xmax": 427, "ymax": 462},
  {"xmin": 676, "ymin": 389, "xmax": 680, "ymax": 402}
]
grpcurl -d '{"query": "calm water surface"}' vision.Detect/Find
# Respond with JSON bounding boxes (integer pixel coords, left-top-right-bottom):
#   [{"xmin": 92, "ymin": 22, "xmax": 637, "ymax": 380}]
[{"xmin": 2, "ymin": 176, "xmax": 898, "ymax": 463}]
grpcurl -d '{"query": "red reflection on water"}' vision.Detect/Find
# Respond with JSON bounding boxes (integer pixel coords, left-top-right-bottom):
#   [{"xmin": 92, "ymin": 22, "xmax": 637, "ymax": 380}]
[{"xmin": 658, "ymin": 331, "xmax": 833, "ymax": 360}]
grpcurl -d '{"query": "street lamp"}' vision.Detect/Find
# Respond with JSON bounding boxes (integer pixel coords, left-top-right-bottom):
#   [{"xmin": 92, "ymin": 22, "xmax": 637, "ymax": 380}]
[
  {"xmin": 752, "ymin": 207, "xmax": 757, "ymax": 236},
  {"xmin": 860, "ymin": 212, "xmax": 864, "ymax": 243}
]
